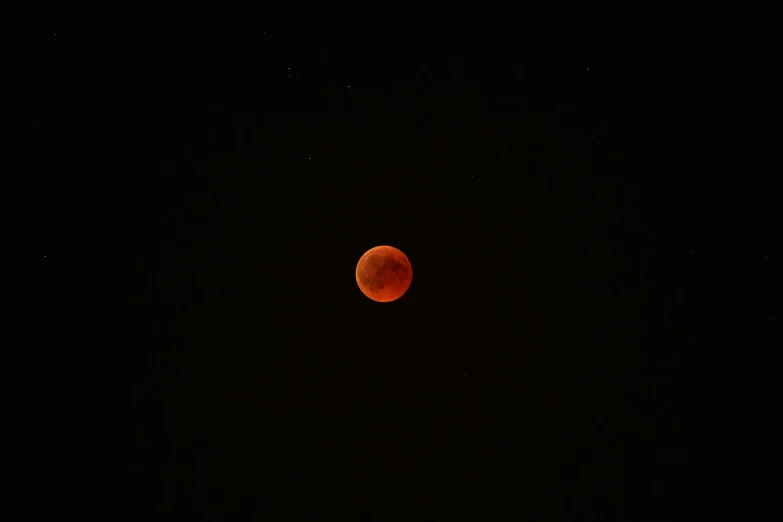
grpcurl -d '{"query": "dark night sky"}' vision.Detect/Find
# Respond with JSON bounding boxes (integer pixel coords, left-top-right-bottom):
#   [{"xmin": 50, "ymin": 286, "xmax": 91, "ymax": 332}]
[{"xmin": 11, "ymin": 5, "xmax": 779, "ymax": 521}]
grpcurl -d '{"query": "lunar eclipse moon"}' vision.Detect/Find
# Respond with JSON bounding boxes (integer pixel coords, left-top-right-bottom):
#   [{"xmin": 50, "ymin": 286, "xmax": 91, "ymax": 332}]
[{"xmin": 355, "ymin": 245, "xmax": 413, "ymax": 303}]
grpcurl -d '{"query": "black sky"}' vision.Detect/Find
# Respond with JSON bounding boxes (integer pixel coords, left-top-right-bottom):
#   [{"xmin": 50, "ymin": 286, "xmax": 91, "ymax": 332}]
[{"xmin": 12, "ymin": 6, "xmax": 778, "ymax": 521}]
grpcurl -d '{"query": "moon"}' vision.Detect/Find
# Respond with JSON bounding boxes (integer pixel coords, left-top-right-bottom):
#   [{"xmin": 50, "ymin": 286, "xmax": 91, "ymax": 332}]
[{"xmin": 355, "ymin": 245, "xmax": 413, "ymax": 303}]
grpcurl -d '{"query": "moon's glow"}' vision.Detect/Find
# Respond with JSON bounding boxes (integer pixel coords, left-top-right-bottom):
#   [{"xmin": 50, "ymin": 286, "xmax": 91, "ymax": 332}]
[{"xmin": 355, "ymin": 245, "xmax": 412, "ymax": 303}]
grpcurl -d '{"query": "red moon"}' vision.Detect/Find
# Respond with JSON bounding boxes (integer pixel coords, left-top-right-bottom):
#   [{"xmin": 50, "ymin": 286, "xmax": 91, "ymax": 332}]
[{"xmin": 355, "ymin": 245, "xmax": 413, "ymax": 303}]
